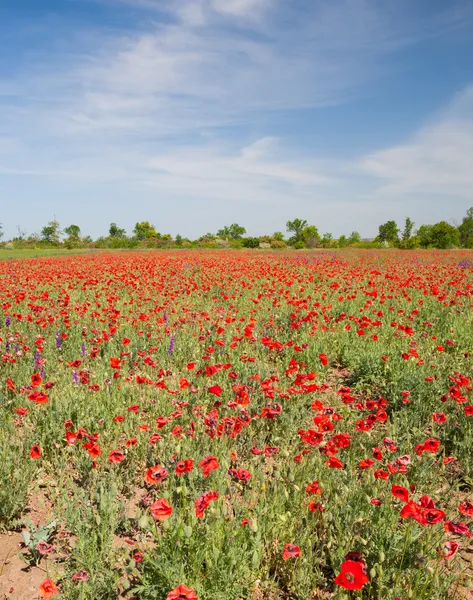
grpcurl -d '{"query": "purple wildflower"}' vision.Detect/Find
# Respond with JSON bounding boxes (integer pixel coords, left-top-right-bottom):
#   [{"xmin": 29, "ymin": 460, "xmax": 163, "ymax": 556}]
[
  {"xmin": 5, "ymin": 316, "xmax": 10, "ymax": 327},
  {"xmin": 73, "ymin": 371, "xmax": 79, "ymax": 385},
  {"xmin": 55, "ymin": 332, "xmax": 61, "ymax": 350},
  {"xmin": 168, "ymin": 334, "xmax": 176, "ymax": 355},
  {"xmin": 81, "ymin": 343, "xmax": 86, "ymax": 357}
]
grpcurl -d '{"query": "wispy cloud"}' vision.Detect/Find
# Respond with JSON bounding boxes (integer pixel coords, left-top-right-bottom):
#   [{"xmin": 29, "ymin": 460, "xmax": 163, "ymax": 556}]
[
  {"xmin": 0, "ymin": 0, "xmax": 472, "ymax": 238},
  {"xmin": 361, "ymin": 85, "xmax": 473, "ymax": 199}
]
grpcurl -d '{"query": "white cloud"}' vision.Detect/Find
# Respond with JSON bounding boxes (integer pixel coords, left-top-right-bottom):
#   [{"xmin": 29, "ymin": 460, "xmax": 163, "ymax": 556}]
[
  {"xmin": 361, "ymin": 85, "xmax": 473, "ymax": 198},
  {"xmin": 0, "ymin": 0, "xmax": 472, "ymax": 239}
]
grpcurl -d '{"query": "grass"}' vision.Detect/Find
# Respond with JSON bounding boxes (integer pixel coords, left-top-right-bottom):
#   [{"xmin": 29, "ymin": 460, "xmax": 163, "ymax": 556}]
[
  {"xmin": 1, "ymin": 249, "xmax": 473, "ymax": 600},
  {"xmin": 0, "ymin": 247, "xmax": 95, "ymax": 260}
]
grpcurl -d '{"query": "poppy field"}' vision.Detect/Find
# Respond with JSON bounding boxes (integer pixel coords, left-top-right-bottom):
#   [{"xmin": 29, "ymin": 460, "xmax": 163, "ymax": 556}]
[{"xmin": 1, "ymin": 250, "xmax": 473, "ymax": 600}]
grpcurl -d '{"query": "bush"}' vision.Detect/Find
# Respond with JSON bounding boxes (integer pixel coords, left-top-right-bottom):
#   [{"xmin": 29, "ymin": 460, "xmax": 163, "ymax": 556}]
[
  {"xmin": 270, "ymin": 240, "xmax": 286, "ymax": 249},
  {"xmin": 294, "ymin": 240, "xmax": 305, "ymax": 249},
  {"xmin": 242, "ymin": 237, "xmax": 260, "ymax": 248}
]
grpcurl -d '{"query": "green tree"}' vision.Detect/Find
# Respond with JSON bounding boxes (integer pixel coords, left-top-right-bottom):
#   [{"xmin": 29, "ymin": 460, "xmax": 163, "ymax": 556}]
[
  {"xmin": 41, "ymin": 219, "xmax": 61, "ymax": 244},
  {"xmin": 175, "ymin": 234, "xmax": 183, "ymax": 246},
  {"xmin": 273, "ymin": 231, "xmax": 284, "ymax": 241},
  {"xmin": 302, "ymin": 225, "xmax": 320, "ymax": 248},
  {"xmin": 402, "ymin": 217, "xmax": 415, "ymax": 241},
  {"xmin": 109, "ymin": 223, "xmax": 126, "ymax": 238},
  {"xmin": 377, "ymin": 220, "xmax": 399, "ymax": 245},
  {"xmin": 64, "ymin": 224, "xmax": 81, "ymax": 238},
  {"xmin": 348, "ymin": 231, "xmax": 361, "ymax": 245},
  {"xmin": 458, "ymin": 207, "xmax": 473, "ymax": 248},
  {"xmin": 133, "ymin": 221, "xmax": 158, "ymax": 240},
  {"xmin": 286, "ymin": 218, "xmax": 308, "ymax": 244},
  {"xmin": 338, "ymin": 235, "xmax": 348, "ymax": 248},
  {"xmin": 430, "ymin": 221, "xmax": 459, "ymax": 249},
  {"xmin": 321, "ymin": 232, "xmax": 333, "ymax": 247},
  {"xmin": 417, "ymin": 224, "xmax": 434, "ymax": 248},
  {"xmin": 217, "ymin": 224, "xmax": 246, "ymax": 239}
]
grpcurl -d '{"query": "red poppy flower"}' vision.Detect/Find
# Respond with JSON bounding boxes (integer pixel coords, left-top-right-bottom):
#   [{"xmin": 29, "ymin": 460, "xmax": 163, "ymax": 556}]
[
  {"xmin": 108, "ymin": 450, "xmax": 125, "ymax": 463},
  {"xmin": 167, "ymin": 584, "xmax": 198, "ymax": 600},
  {"xmin": 437, "ymin": 541, "xmax": 459, "ymax": 560},
  {"xmin": 324, "ymin": 457, "xmax": 344, "ymax": 469},
  {"xmin": 30, "ymin": 445, "xmax": 41, "ymax": 459},
  {"xmin": 334, "ymin": 560, "xmax": 369, "ymax": 590},
  {"xmin": 319, "ymin": 353, "xmax": 328, "ymax": 367},
  {"xmin": 39, "ymin": 578, "xmax": 59, "ymax": 600},
  {"xmin": 208, "ymin": 385, "xmax": 223, "ymax": 397},
  {"xmin": 282, "ymin": 543, "xmax": 301, "ymax": 560},
  {"xmin": 306, "ymin": 481, "xmax": 322, "ymax": 495},
  {"xmin": 144, "ymin": 466, "xmax": 169, "ymax": 485},
  {"xmin": 150, "ymin": 498, "xmax": 173, "ymax": 521},
  {"xmin": 176, "ymin": 459, "xmax": 194, "ymax": 475},
  {"xmin": 194, "ymin": 490, "xmax": 219, "ymax": 518},
  {"xmin": 400, "ymin": 501, "xmax": 426, "ymax": 526},
  {"xmin": 72, "ymin": 570, "xmax": 89, "ymax": 581},
  {"xmin": 31, "ymin": 373, "xmax": 42, "ymax": 388},
  {"xmin": 391, "ymin": 485, "xmax": 409, "ymax": 503},
  {"xmin": 459, "ymin": 501, "xmax": 473, "ymax": 516},
  {"xmin": 199, "ymin": 455, "xmax": 219, "ymax": 477},
  {"xmin": 308, "ymin": 500, "xmax": 323, "ymax": 512}
]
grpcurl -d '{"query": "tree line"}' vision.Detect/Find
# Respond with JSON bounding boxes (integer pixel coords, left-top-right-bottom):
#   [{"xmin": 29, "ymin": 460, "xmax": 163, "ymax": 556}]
[{"xmin": 1, "ymin": 210, "xmax": 473, "ymax": 250}]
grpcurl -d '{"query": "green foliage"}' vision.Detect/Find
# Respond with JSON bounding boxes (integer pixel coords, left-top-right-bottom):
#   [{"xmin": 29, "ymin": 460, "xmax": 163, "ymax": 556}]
[
  {"xmin": 377, "ymin": 220, "xmax": 399, "ymax": 245},
  {"xmin": 217, "ymin": 224, "xmax": 247, "ymax": 239},
  {"xmin": 41, "ymin": 219, "xmax": 61, "ymax": 244},
  {"xmin": 348, "ymin": 231, "xmax": 361, "ymax": 244},
  {"xmin": 242, "ymin": 237, "xmax": 260, "ymax": 248},
  {"xmin": 402, "ymin": 217, "xmax": 415, "ymax": 241},
  {"xmin": 270, "ymin": 239, "xmax": 286, "ymax": 248},
  {"xmin": 286, "ymin": 218, "xmax": 308, "ymax": 244},
  {"xmin": 133, "ymin": 221, "xmax": 158, "ymax": 240},
  {"xmin": 418, "ymin": 222, "xmax": 459, "ymax": 249},
  {"xmin": 301, "ymin": 225, "xmax": 320, "ymax": 248},
  {"xmin": 321, "ymin": 233, "xmax": 333, "ymax": 247},
  {"xmin": 109, "ymin": 222, "xmax": 126, "ymax": 238},
  {"xmin": 21, "ymin": 519, "xmax": 57, "ymax": 566},
  {"xmin": 458, "ymin": 208, "xmax": 473, "ymax": 248},
  {"xmin": 64, "ymin": 224, "xmax": 81, "ymax": 238},
  {"xmin": 294, "ymin": 240, "xmax": 305, "ymax": 249},
  {"xmin": 273, "ymin": 231, "xmax": 284, "ymax": 241}
]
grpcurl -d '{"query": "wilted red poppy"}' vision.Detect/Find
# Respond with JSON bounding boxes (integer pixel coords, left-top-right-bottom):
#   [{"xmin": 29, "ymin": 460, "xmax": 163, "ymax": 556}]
[{"xmin": 437, "ymin": 541, "xmax": 459, "ymax": 560}]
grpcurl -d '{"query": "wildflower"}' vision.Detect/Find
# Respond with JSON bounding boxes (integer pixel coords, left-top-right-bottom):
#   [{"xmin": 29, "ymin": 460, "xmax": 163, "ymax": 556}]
[
  {"xmin": 334, "ymin": 559, "xmax": 369, "ymax": 590},
  {"xmin": 150, "ymin": 498, "xmax": 173, "ymax": 521},
  {"xmin": 38, "ymin": 579, "xmax": 59, "ymax": 600},
  {"xmin": 167, "ymin": 585, "xmax": 198, "ymax": 600},
  {"xmin": 282, "ymin": 543, "xmax": 301, "ymax": 560}
]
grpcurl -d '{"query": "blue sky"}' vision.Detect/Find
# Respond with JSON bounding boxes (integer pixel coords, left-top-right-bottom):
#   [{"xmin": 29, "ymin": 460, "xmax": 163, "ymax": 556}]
[{"xmin": 1, "ymin": 0, "xmax": 473, "ymax": 240}]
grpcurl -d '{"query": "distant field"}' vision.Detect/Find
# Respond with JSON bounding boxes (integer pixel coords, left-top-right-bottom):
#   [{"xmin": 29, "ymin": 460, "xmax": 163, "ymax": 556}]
[{"xmin": 0, "ymin": 248, "xmax": 94, "ymax": 260}]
